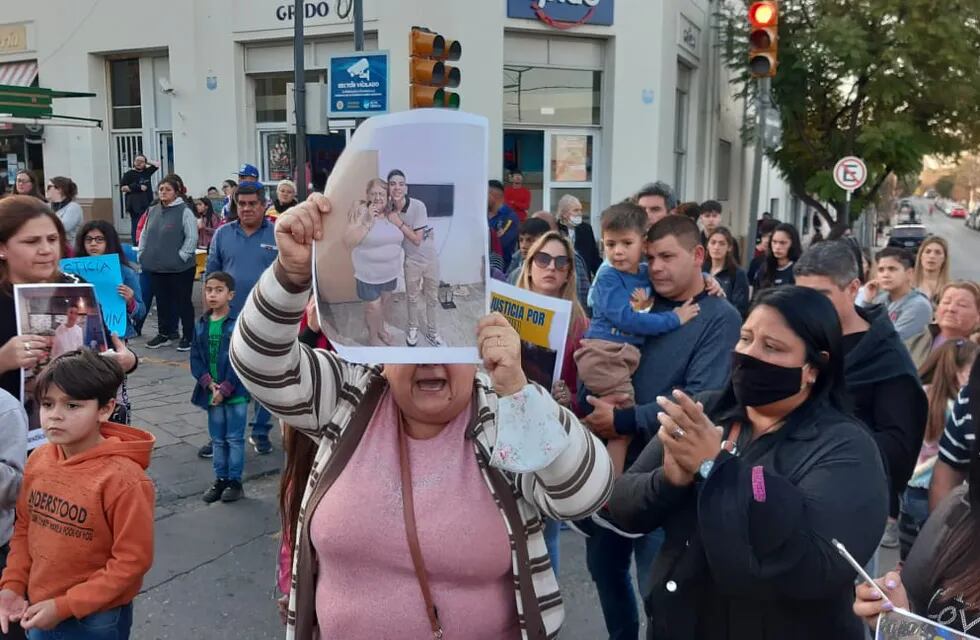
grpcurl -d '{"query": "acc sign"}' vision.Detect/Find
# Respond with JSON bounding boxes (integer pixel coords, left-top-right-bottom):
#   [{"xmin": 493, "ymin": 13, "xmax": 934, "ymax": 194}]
[{"xmin": 833, "ymin": 156, "xmax": 867, "ymax": 192}]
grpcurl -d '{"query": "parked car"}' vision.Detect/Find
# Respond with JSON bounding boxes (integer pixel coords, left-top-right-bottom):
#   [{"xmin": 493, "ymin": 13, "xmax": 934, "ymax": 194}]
[
  {"xmin": 887, "ymin": 223, "xmax": 928, "ymax": 252},
  {"xmin": 951, "ymin": 203, "xmax": 968, "ymax": 218}
]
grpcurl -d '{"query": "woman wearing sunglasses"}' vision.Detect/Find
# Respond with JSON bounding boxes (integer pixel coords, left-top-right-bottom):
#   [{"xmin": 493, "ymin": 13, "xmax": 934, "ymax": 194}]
[{"xmin": 516, "ymin": 231, "xmax": 590, "ymax": 574}]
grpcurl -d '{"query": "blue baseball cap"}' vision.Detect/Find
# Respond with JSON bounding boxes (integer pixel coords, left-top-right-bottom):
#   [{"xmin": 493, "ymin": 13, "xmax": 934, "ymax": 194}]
[{"xmin": 237, "ymin": 163, "xmax": 259, "ymax": 178}]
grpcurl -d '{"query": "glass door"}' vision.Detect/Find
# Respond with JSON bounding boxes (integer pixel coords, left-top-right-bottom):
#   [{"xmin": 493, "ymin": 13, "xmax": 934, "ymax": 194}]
[
  {"xmin": 503, "ymin": 128, "xmax": 598, "ymax": 219},
  {"xmin": 544, "ymin": 129, "xmax": 597, "ymax": 223}
]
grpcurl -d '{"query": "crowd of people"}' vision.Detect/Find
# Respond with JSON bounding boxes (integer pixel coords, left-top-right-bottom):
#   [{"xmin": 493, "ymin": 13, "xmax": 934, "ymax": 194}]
[{"xmin": 0, "ymin": 156, "xmax": 976, "ymax": 640}]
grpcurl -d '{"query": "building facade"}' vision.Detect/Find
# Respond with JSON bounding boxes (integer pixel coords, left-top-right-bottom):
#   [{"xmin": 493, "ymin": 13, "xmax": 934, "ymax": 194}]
[{"xmin": 0, "ymin": 0, "xmax": 799, "ymax": 244}]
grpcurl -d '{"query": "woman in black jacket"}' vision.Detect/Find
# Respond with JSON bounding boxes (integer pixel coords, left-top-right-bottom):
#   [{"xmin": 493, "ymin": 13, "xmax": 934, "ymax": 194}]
[
  {"xmin": 706, "ymin": 226, "xmax": 750, "ymax": 317},
  {"xmin": 607, "ymin": 286, "xmax": 888, "ymax": 640}
]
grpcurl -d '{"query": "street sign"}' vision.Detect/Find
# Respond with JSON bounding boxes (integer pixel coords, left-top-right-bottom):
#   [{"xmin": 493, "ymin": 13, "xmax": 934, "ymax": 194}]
[
  {"xmin": 833, "ymin": 156, "xmax": 867, "ymax": 192},
  {"xmin": 328, "ymin": 51, "xmax": 389, "ymax": 118}
]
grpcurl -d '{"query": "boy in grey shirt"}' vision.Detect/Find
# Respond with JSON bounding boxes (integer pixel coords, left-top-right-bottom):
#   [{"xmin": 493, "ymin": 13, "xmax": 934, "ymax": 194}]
[{"xmin": 858, "ymin": 247, "xmax": 933, "ymax": 340}]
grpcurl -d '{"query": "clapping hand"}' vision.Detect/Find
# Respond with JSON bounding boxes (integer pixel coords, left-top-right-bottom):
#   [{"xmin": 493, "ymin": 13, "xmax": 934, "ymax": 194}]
[{"xmin": 655, "ymin": 390, "xmax": 722, "ymax": 484}]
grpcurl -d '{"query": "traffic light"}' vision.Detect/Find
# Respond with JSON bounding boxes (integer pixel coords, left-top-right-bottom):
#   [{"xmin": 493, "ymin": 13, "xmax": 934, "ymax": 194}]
[
  {"xmin": 409, "ymin": 27, "xmax": 461, "ymax": 109},
  {"xmin": 748, "ymin": 1, "xmax": 778, "ymax": 78}
]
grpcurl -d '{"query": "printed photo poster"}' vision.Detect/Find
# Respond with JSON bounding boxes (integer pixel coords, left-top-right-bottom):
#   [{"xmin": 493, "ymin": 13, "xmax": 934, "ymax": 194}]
[
  {"xmin": 313, "ymin": 109, "xmax": 490, "ymax": 364},
  {"xmin": 489, "ymin": 280, "xmax": 571, "ymax": 389},
  {"xmin": 876, "ymin": 608, "xmax": 976, "ymax": 640},
  {"xmin": 14, "ymin": 283, "xmax": 109, "ymax": 449},
  {"xmin": 553, "ymin": 134, "xmax": 589, "ymax": 182},
  {"xmin": 59, "ymin": 254, "xmax": 126, "ymax": 337}
]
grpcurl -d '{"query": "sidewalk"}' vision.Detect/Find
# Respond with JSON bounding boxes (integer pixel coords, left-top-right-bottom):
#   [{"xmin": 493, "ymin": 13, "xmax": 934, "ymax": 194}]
[{"xmin": 129, "ymin": 287, "xmax": 282, "ymax": 510}]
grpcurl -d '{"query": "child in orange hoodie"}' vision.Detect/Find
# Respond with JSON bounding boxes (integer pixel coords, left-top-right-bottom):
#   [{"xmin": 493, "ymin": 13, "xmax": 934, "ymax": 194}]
[{"xmin": 0, "ymin": 349, "xmax": 155, "ymax": 639}]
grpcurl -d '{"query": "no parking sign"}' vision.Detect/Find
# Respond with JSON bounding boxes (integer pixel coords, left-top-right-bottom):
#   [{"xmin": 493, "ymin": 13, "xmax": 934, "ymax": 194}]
[{"xmin": 834, "ymin": 156, "xmax": 867, "ymax": 192}]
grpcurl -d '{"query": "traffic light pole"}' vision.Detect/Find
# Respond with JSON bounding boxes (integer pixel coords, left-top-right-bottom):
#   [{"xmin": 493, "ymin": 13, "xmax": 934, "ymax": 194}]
[
  {"xmin": 744, "ymin": 76, "xmax": 768, "ymax": 268},
  {"xmin": 293, "ymin": 0, "xmax": 308, "ymax": 200},
  {"xmin": 353, "ymin": 0, "xmax": 364, "ymax": 51}
]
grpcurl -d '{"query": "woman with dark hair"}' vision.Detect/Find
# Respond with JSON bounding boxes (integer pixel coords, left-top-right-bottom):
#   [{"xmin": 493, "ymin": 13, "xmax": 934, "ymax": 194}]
[
  {"xmin": 221, "ymin": 179, "xmax": 238, "ymax": 223},
  {"xmin": 753, "ymin": 222, "xmax": 801, "ymax": 292},
  {"xmin": 194, "ymin": 197, "xmax": 220, "ymax": 250},
  {"xmin": 45, "ymin": 176, "xmax": 83, "ymax": 246},
  {"xmin": 855, "ymin": 355, "xmax": 980, "ymax": 634},
  {"xmin": 0, "ymin": 196, "xmax": 137, "ymax": 403},
  {"xmin": 706, "ymin": 227, "xmax": 750, "ymax": 317},
  {"xmin": 12, "ymin": 170, "xmax": 42, "ymax": 200},
  {"xmin": 608, "ymin": 285, "xmax": 888, "ymax": 640},
  {"xmin": 74, "ymin": 220, "xmax": 146, "ymax": 340},
  {"xmin": 138, "ymin": 176, "xmax": 198, "ymax": 351}
]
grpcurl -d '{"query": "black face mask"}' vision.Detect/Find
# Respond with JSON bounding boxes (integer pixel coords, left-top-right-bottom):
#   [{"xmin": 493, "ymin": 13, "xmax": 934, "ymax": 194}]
[{"xmin": 731, "ymin": 352, "xmax": 804, "ymax": 407}]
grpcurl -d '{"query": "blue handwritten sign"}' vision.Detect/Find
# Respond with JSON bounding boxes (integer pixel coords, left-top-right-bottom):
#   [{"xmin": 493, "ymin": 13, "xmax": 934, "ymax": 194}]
[{"xmin": 59, "ymin": 254, "xmax": 126, "ymax": 336}]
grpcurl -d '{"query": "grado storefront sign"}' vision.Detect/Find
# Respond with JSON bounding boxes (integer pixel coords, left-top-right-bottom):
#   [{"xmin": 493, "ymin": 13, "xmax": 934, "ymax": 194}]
[
  {"xmin": 0, "ymin": 24, "xmax": 28, "ymax": 54},
  {"xmin": 507, "ymin": 0, "xmax": 614, "ymax": 27}
]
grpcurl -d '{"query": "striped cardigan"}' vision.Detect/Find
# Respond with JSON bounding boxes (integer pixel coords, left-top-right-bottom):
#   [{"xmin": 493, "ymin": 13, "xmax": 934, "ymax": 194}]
[{"xmin": 230, "ymin": 263, "xmax": 614, "ymax": 640}]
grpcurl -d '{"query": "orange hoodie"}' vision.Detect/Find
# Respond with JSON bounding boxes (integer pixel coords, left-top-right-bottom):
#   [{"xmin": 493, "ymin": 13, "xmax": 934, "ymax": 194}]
[{"xmin": 0, "ymin": 422, "xmax": 155, "ymax": 622}]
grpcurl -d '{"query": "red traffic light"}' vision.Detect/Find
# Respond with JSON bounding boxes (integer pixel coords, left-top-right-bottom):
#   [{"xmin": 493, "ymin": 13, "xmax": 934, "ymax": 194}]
[
  {"xmin": 747, "ymin": 1, "xmax": 778, "ymax": 78},
  {"xmin": 749, "ymin": 2, "xmax": 777, "ymax": 27}
]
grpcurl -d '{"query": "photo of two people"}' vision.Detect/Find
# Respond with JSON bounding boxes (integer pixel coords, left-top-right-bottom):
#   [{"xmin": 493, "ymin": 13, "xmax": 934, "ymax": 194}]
[{"xmin": 314, "ymin": 110, "xmax": 489, "ymax": 364}]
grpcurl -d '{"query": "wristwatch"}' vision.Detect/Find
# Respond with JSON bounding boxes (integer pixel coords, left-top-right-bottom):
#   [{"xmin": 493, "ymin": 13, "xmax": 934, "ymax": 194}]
[{"xmin": 697, "ymin": 458, "xmax": 715, "ymax": 481}]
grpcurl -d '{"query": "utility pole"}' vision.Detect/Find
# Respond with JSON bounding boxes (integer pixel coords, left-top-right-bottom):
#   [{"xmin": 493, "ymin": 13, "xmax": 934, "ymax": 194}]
[
  {"xmin": 293, "ymin": 0, "xmax": 307, "ymax": 200},
  {"xmin": 354, "ymin": 0, "xmax": 364, "ymax": 51},
  {"xmin": 744, "ymin": 77, "xmax": 768, "ymax": 268}
]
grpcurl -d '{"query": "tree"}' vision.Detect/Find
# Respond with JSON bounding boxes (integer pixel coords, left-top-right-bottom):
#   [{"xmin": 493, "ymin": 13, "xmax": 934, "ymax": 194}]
[
  {"xmin": 935, "ymin": 174, "xmax": 955, "ymax": 199},
  {"xmin": 720, "ymin": 0, "xmax": 980, "ymax": 234}
]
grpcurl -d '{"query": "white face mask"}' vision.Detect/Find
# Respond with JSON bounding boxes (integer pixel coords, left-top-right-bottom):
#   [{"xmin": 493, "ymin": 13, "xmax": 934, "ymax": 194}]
[{"xmin": 568, "ymin": 215, "xmax": 583, "ymax": 227}]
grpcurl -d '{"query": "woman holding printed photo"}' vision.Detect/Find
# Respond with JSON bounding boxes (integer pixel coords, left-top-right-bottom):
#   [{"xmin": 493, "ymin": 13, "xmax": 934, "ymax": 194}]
[
  {"xmin": 344, "ymin": 178, "xmax": 405, "ymax": 346},
  {"xmin": 0, "ymin": 196, "xmax": 137, "ymax": 418},
  {"xmin": 388, "ymin": 170, "xmax": 444, "ymax": 347}
]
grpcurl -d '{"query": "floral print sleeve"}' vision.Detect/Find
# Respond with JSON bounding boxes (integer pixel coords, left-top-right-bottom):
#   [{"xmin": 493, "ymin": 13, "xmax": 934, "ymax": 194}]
[{"xmin": 490, "ymin": 384, "xmax": 570, "ymax": 473}]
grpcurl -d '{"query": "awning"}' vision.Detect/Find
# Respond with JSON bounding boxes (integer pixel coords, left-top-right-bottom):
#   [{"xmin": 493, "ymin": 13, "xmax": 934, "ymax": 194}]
[{"xmin": 0, "ymin": 61, "xmax": 38, "ymax": 87}]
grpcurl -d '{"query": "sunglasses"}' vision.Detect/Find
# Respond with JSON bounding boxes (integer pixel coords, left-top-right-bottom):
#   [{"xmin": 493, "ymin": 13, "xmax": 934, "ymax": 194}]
[{"xmin": 532, "ymin": 251, "xmax": 570, "ymax": 270}]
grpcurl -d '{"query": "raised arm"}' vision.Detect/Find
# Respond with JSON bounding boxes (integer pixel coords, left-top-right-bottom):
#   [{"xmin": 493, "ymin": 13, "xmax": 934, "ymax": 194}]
[{"xmin": 230, "ymin": 196, "xmax": 359, "ymax": 438}]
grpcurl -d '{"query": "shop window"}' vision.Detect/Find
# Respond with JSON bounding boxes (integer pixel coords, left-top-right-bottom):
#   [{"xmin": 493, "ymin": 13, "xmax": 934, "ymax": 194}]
[
  {"xmin": 255, "ymin": 71, "xmax": 323, "ymax": 123},
  {"xmin": 109, "ymin": 59, "xmax": 142, "ymax": 129},
  {"xmin": 674, "ymin": 63, "xmax": 693, "ymax": 198},
  {"xmin": 502, "ymin": 66, "xmax": 601, "ymax": 126},
  {"xmin": 260, "ymin": 130, "xmax": 296, "ymax": 182},
  {"xmin": 717, "ymin": 139, "xmax": 732, "ymax": 201}
]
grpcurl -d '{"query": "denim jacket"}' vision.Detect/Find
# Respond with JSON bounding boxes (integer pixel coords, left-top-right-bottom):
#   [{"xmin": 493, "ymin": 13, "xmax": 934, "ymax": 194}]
[{"xmin": 189, "ymin": 312, "xmax": 247, "ymax": 409}]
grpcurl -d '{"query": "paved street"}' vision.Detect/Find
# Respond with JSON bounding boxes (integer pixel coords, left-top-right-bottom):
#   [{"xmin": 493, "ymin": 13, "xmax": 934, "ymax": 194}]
[{"xmin": 908, "ymin": 196, "xmax": 980, "ymax": 282}]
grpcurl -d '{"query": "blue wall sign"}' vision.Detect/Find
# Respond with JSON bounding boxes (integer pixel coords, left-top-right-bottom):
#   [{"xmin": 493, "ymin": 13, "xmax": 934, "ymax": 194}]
[
  {"xmin": 507, "ymin": 0, "xmax": 614, "ymax": 27},
  {"xmin": 329, "ymin": 51, "xmax": 389, "ymax": 118}
]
